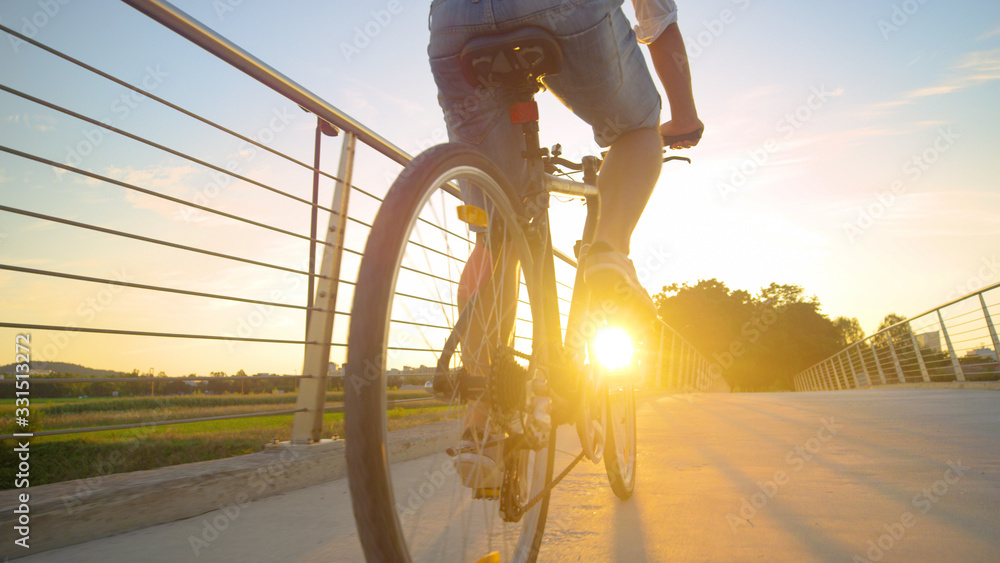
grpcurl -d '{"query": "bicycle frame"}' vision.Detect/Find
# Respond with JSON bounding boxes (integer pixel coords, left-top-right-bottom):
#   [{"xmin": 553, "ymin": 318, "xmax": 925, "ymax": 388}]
[{"xmin": 433, "ymin": 104, "xmax": 606, "ymax": 423}]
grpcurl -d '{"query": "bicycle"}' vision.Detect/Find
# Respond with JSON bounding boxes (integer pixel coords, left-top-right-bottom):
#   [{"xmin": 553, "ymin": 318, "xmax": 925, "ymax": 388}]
[{"xmin": 345, "ymin": 27, "xmax": 690, "ymax": 562}]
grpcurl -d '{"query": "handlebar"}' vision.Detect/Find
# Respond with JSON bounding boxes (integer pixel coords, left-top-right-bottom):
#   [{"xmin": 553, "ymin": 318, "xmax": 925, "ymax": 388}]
[
  {"xmin": 547, "ymin": 156, "xmax": 583, "ymax": 171},
  {"xmin": 544, "ymin": 145, "xmax": 692, "ymax": 175}
]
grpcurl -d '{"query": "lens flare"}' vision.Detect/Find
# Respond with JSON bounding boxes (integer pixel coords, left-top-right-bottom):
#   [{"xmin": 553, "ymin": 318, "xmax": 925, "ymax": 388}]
[{"xmin": 593, "ymin": 327, "xmax": 634, "ymax": 372}]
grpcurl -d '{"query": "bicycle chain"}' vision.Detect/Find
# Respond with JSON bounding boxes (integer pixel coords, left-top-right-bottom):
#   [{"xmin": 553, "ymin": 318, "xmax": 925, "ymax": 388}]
[{"xmin": 504, "ymin": 448, "xmax": 587, "ymax": 522}]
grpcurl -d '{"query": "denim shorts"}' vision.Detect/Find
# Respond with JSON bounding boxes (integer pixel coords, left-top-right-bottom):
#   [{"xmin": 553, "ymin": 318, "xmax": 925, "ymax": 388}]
[{"xmin": 428, "ymin": 0, "xmax": 661, "ymax": 196}]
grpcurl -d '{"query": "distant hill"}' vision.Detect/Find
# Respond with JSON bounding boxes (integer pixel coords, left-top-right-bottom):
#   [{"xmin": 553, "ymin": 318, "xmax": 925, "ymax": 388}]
[{"xmin": 0, "ymin": 361, "xmax": 129, "ymax": 377}]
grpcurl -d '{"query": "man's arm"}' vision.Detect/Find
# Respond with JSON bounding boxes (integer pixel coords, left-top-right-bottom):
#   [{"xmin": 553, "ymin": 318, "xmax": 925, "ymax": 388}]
[{"xmin": 646, "ymin": 23, "xmax": 703, "ymax": 148}]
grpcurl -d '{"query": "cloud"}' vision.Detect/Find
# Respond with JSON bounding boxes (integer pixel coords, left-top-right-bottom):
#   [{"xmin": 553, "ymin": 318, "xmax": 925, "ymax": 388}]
[
  {"xmin": 977, "ymin": 25, "xmax": 1000, "ymax": 41},
  {"xmin": 5, "ymin": 113, "xmax": 57, "ymax": 132},
  {"xmin": 104, "ymin": 164, "xmax": 198, "ymax": 217},
  {"xmin": 830, "ymin": 190, "xmax": 1000, "ymax": 237},
  {"xmin": 905, "ymin": 49, "xmax": 1000, "ymax": 99},
  {"xmin": 857, "ymin": 49, "xmax": 1000, "ymax": 118}
]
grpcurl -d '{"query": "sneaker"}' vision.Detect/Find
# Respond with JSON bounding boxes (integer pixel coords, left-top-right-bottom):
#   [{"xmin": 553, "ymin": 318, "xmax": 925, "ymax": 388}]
[
  {"xmin": 583, "ymin": 241, "xmax": 657, "ymax": 322},
  {"xmin": 453, "ymin": 427, "xmax": 504, "ymax": 492}
]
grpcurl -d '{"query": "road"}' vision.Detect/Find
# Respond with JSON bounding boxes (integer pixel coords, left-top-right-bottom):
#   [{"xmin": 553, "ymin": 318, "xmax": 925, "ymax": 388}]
[{"xmin": 20, "ymin": 389, "xmax": 1000, "ymax": 562}]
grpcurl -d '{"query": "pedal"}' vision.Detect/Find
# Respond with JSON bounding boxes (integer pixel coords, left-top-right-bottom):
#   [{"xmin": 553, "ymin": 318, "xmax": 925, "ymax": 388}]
[
  {"xmin": 475, "ymin": 552, "xmax": 501, "ymax": 563},
  {"xmin": 457, "ymin": 205, "xmax": 488, "ymax": 228}
]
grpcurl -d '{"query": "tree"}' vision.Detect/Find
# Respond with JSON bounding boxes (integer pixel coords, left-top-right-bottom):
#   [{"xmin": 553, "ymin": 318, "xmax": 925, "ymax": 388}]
[
  {"xmin": 235, "ymin": 369, "xmax": 249, "ymax": 394},
  {"xmin": 653, "ymin": 279, "xmax": 847, "ymax": 392},
  {"xmin": 877, "ymin": 313, "xmax": 908, "ymax": 334},
  {"xmin": 833, "ymin": 317, "xmax": 865, "ymax": 348}
]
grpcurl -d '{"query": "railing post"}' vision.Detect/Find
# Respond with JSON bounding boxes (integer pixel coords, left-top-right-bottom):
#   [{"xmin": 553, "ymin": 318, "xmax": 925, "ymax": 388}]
[
  {"xmin": 834, "ymin": 356, "xmax": 848, "ymax": 389},
  {"xmin": 687, "ymin": 343, "xmax": 695, "ymax": 391},
  {"xmin": 291, "ymin": 132, "xmax": 356, "ymax": 444},
  {"xmin": 846, "ymin": 346, "xmax": 863, "ymax": 387},
  {"xmin": 825, "ymin": 361, "xmax": 840, "ymax": 390},
  {"xmin": 907, "ymin": 321, "xmax": 931, "ymax": 382},
  {"xmin": 656, "ymin": 323, "xmax": 666, "ymax": 388},
  {"xmin": 885, "ymin": 332, "xmax": 906, "ymax": 383},
  {"xmin": 937, "ymin": 309, "xmax": 965, "ymax": 382},
  {"xmin": 836, "ymin": 354, "xmax": 852, "ymax": 388},
  {"xmin": 869, "ymin": 340, "xmax": 888, "ymax": 385},
  {"xmin": 980, "ymin": 293, "xmax": 1000, "ymax": 370},
  {"xmin": 680, "ymin": 342, "xmax": 686, "ymax": 390},
  {"xmin": 668, "ymin": 332, "xmax": 677, "ymax": 390},
  {"xmin": 305, "ymin": 115, "xmax": 340, "ymax": 330}
]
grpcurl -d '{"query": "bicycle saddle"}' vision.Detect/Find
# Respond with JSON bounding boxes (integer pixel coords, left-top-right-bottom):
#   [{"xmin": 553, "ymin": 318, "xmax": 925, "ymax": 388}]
[{"xmin": 459, "ymin": 27, "xmax": 563, "ymax": 90}]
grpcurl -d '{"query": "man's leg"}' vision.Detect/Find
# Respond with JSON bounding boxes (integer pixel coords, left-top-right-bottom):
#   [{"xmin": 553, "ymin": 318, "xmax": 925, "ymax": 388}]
[{"xmin": 592, "ymin": 127, "xmax": 663, "ymax": 254}]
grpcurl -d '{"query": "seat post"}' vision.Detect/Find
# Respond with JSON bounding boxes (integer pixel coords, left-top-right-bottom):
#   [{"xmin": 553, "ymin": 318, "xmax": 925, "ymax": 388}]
[{"xmin": 508, "ymin": 94, "xmax": 545, "ymax": 184}]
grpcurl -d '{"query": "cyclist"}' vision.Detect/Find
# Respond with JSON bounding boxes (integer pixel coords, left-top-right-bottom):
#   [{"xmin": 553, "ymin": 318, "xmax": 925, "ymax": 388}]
[{"xmin": 428, "ymin": 0, "xmax": 702, "ymax": 489}]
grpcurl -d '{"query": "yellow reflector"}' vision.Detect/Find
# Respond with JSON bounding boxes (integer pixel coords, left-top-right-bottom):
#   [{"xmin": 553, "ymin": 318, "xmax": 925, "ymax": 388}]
[
  {"xmin": 457, "ymin": 205, "xmax": 488, "ymax": 228},
  {"xmin": 475, "ymin": 552, "xmax": 501, "ymax": 563},
  {"xmin": 594, "ymin": 327, "xmax": 634, "ymax": 372}
]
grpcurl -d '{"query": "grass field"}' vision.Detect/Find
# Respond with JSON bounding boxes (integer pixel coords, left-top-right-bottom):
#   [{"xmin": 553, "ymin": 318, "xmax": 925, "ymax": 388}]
[{"xmin": 0, "ymin": 391, "xmax": 452, "ymax": 489}]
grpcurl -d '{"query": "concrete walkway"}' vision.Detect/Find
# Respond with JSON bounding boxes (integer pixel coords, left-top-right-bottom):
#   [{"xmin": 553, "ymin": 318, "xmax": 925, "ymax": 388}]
[{"xmin": 11, "ymin": 389, "xmax": 1000, "ymax": 562}]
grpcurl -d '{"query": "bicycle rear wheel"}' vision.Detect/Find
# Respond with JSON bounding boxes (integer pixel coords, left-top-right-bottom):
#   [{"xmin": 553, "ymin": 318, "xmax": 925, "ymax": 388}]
[{"xmin": 346, "ymin": 143, "xmax": 555, "ymax": 562}]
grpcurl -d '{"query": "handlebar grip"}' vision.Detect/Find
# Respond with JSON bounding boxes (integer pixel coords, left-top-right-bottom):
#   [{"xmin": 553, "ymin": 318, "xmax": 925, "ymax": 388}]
[
  {"xmin": 663, "ymin": 156, "xmax": 692, "ymax": 164},
  {"xmin": 548, "ymin": 156, "xmax": 584, "ymax": 171}
]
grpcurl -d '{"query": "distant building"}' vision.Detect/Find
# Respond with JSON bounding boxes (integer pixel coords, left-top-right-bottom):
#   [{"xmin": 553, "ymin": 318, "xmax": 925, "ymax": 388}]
[
  {"xmin": 915, "ymin": 331, "xmax": 941, "ymax": 353},
  {"xmin": 967, "ymin": 347, "xmax": 998, "ymax": 362}
]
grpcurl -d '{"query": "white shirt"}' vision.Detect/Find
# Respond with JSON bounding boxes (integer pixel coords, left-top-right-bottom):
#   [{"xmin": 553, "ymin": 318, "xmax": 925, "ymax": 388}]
[{"xmin": 631, "ymin": 0, "xmax": 679, "ymax": 44}]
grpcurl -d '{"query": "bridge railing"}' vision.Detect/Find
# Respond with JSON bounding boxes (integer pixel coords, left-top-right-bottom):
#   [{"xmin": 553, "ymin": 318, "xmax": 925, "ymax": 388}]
[
  {"xmin": 0, "ymin": 0, "xmax": 724, "ymax": 451},
  {"xmin": 646, "ymin": 320, "xmax": 730, "ymax": 393},
  {"xmin": 793, "ymin": 283, "xmax": 1000, "ymax": 391}
]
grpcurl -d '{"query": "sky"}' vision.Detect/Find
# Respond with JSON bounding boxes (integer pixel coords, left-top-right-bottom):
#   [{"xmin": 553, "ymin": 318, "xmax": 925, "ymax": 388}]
[{"xmin": 0, "ymin": 0, "xmax": 998, "ymax": 376}]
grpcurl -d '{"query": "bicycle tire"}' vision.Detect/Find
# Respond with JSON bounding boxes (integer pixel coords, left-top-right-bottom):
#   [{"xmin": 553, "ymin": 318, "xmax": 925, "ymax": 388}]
[
  {"xmin": 346, "ymin": 143, "xmax": 556, "ymax": 562},
  {"xmin": 604, "ymin": 379, "xmax": 636, "ymax": 499}
]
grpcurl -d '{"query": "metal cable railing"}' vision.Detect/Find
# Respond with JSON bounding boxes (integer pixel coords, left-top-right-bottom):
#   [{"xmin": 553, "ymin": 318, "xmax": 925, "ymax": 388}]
[
  {"xmin": 647, "ymin": 320, "xmax": 731, "ymax": 393},
  {"xmin": 794, "ymin": 283, "xmax": 1000, "ymax": 391},
  {"xmin": 0, "ymin": 3, "xmax": 367, "ymax": 442}
]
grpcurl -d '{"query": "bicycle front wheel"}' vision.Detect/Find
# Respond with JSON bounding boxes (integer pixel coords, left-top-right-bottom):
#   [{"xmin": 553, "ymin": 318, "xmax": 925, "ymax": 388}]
[
  {"xmin": 604, "ymin": 378, "xmax": 636, "ymax": 499},
  {"xmin": 346, "ymin": 143, "xmax": 555, "ymax": 562}
]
